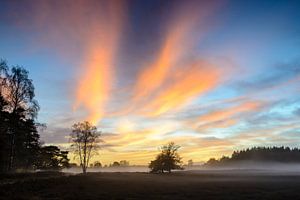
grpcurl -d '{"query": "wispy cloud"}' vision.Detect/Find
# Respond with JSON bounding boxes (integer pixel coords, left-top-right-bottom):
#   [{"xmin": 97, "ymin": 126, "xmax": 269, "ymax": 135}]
[
  {"xmin": 73, "ymin": 1, "xmax": 125, "ymax": 124},
  {"xmin": 184, "ymin": 100, "xmax": 265, "ymax": 133},
  {"xmin": 117, "ymin": 1, "xmax": 224, "ymax": 117},
  {"xmin": 6, "ymin": 0, "xmax": 126, "ymax": 124},
  {"xmin": 234, "ymin": 58, "xmax": 300, "ymax": 93},
  {"xmin": 140, "ymin": 60, "xmax": 221, "ymax": 116}
]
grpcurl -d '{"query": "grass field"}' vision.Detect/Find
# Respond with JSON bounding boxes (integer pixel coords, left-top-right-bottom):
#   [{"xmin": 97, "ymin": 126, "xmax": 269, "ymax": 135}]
[{"xmin": 1, "ymin": 170, "xmax": 300, "ymax": 199}]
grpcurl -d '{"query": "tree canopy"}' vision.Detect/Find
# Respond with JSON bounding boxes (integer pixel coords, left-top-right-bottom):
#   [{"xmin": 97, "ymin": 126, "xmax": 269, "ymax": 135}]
[
  {"xmin": 149, "ymin": 142, "xmax": 183, "ymax": 173},
  {"xmin": 36, "ymin": 146, "xmax": 69, "ymax": 170}
]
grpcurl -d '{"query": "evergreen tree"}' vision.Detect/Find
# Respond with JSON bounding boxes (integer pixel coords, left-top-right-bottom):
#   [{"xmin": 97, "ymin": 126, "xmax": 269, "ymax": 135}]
[{"xmin": 0, "ymin": 60, "xmax": 68, "ymax": 172}]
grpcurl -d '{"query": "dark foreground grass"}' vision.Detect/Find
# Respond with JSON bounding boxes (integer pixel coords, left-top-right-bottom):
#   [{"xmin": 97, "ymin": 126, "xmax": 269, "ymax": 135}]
[{"xmin": 1, "ymin": 171, "xmax": 300, "ymax": 200}]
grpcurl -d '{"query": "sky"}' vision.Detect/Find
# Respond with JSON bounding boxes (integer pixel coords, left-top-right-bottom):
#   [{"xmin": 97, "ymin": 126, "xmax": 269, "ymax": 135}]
[{"xmin": 0, "ymin": 0, "xmax": 300, "ymax": 165}]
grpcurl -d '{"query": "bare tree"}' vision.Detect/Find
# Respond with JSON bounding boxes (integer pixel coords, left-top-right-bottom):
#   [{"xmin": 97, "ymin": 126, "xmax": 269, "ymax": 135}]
[{"xmin": 70, "ymin": 121, "xmax": 101, "ymax": 173}]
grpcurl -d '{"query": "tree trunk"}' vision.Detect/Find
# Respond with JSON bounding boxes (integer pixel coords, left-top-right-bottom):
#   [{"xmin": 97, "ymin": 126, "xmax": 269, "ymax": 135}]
[
  {"xmin": 8, "ymin": 132, "xmax": 15, "ymax": 171},
  {"xmin": 83, "ymin": 139, "xmax": 87, "ymax": 174}
]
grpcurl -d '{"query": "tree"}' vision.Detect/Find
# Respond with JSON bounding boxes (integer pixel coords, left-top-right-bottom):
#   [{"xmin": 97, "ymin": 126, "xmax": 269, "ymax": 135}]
[
  {"xmin": 205, "ymin": 158, "xmax": 218, "ymax": 166},
  {"xmin": 36, "ymin": 146, "xmax": 69, "ymax": 170},
  {"xmin": 187, "ymin": 159, "xmax": 193, "ymax": 167},
  {"xmin": 120, "ymin": 160, "xmax": 129, "ymax": 167},
  {"xmin": 70, "ymin": 121, "xmax": 101, "ymax": 173},
  {"xmin": 0, "ymin": 92, "xmax": 9, "ymax": 171},
  {"xmin": 0, "ymin": 61, "xmax": 40, "ymax": 171},
  {"xmin": 111, "ymin": 161, "xmax": 120, "ymax": 167},
  {"xmin": 93, "ymin": 161, "xmax": 102, "ymax": 168},
  {"xmin": 149, "ymin": 154, "xmax": 164, "ymax": 173},
  {"xmin": 13, "ymin": 118, "xmax": 41, "ymax": 169},
  {"xmin": 0, "ymin": 60, "xmax": 65, "ymax": 173},
  {"xmin": 149, "ymin": 142, "xmax": 183, "ymax": 173},
  {"xmin": 0, "ymin": 60, "xmax": 9, "ymax": 171},
  {"xmin": 0, "ymin": 99, "xmax": 10, "ymax": 171},
  {"xmin": 3, "ymin": 66, "xmax": 39, "ymax": 118}
]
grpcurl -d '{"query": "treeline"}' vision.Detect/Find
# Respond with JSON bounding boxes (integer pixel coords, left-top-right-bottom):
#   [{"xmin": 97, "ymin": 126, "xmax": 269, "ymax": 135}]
[
  {"xmin": 69, "ymin": 160, "xmax": 130, "ymax": 168},
  {"xmin": 88, "ymin": 160, "xmax": 130, "ymax": 168},
  {"xmin": 205, "ymin": 146, "xmax": 300, "ymax": 166},
  {"xmin": 0, "ymin": 60, "xmax": 69, "ymax": 172}
]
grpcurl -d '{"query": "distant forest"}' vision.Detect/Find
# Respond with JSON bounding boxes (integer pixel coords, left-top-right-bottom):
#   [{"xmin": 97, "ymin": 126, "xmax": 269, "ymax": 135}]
[{"xmin": 205, "ymin": 147, "xmax": 300, "ymax": 166}]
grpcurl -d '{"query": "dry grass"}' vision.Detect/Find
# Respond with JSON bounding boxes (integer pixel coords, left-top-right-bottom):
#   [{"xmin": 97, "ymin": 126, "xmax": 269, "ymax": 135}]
[{"xmin": 1, "ymin": 171, "xmax": 300, "ymax": 199}]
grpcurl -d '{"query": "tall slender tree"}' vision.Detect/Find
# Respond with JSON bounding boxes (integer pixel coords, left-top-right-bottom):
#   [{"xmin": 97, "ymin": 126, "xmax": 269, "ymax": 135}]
[
  {"xmin": 0, "ymin": 60, "xmax": 40, "ymax": 171},
  {"xmin": 0, "ymin": 85, "xmax": 9, "ymax": 171},
  {"xmin": 70, "ymin": 121, "xmax": 101, "ymax": 173},
  {"xmin": 0, "ymin": 60, "xmax": 10, "ymax": 171},
  {"xmin": 6, "ymin": 67, "xmax": 39, "ymax": 170}
]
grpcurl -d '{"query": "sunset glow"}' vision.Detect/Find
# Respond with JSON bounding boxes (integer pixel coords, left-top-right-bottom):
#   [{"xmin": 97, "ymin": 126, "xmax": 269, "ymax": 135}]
[{"xmin": 1, "ymin": 0, "xmax": 300, "ymax": 165}]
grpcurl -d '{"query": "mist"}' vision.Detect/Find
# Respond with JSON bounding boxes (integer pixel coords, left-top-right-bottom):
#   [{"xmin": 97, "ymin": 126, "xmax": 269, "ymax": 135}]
[
  {"xmin": 62, "ymin": 162, "xmax": 300, "ymax": 175},
  {"xmin": 62, "ymin": 166, "xmax": 149, "ymax": 174},
  {"xmin": 184, "ymin": 162, "xmax": 300, "ymax": 176}
]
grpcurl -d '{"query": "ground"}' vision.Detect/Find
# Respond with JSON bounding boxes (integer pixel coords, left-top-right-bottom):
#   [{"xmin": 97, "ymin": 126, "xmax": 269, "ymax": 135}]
[{"xmin": 1, "ymin": 170, "xmax": 300, "ymax": 199}]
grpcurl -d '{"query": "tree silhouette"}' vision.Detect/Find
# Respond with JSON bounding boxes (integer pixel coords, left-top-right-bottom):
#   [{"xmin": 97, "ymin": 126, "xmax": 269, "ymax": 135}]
[
  {"xmin": 149, "ymin": 142, "xmax": 183, "ymax": 173},
  {"xmin": 187, "ymin": 159, "xmax": 193, "ymax": 167},
  {"xmin": 70, "ymin": 121, "xmax": 101, "ymax": 173},
  {"xmin": 0, "ymin": 60, "xmax": 40, "ymax": 171},
  {"xmin": 120, "ymin": 160, "xmax": 129, "ymax": 166},
  {"xmin": 93, "ymin": 161, "xmax": 102, "ymax": 168},
  {"xmin": 0, "ymin": 63, "xmax": 9, "ymax": 171},
  {"xmin": 0, "ymin": 59, "xmax": 68, "ymax": 172},
  {"xmin": 111, "ymin": 161, "xmax": 120, "ymax": 167},
  {"xmin": 0, "ymin": 95, "xmax": 10, "ymax": 171},
  {"xmin": 36, "ymin": 146, "xmax": 69, "ymax": 170}
]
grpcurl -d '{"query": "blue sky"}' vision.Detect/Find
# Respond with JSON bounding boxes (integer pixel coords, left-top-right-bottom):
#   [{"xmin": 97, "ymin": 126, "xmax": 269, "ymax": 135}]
[{"xmin": 0, "ymin": 0, "xmax": 299, "ymax": 164}]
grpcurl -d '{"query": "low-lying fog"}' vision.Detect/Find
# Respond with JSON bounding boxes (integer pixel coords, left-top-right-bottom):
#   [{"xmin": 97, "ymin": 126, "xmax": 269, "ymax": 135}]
[
  {"xmin": 62, "ymin": 161, "xmax": 300, "ymax": 174},
  {"xmin": 62, "ymin": 166, "xmax": 150, "ymax": 173}
]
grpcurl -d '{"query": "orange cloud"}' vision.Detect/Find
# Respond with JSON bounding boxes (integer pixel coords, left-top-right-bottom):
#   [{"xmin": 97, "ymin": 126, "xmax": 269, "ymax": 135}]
[
  {"xmin": 74, "ymin": 1, "xmax": 125, "ymax": 124},
  {"xmin": 132, "ymin": 2, "xmax": 217, "ymax": 107},
  {"xmin": 103, "ymin": 120, "xmax": 180, "ymax": 149},
  {"xmin": 141, "ymin": 60, "xmax": 221, "ymax": 116},
  {"xmin": 198, "ymin": 119, "xmax": 238, "ymax": 130},
  {"xmin": 133, "ymin": 22, "xmax": 192, "ymax": 102},
  {"xmin": 10, "ymin": 0, "xmax": 125, "ymax": 124},
  {"xmin": 199, "ymin": 101, "xmax": 262, "ymax": 123},
  {"xmin": 182, "ymin": 100, "xmax": 265, "ymax": 133}
]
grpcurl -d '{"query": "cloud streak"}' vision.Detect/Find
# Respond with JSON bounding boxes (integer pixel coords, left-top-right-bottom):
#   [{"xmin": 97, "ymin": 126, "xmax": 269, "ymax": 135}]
[
  {"xmin": 122, "ymin": 1, "xmax": 223, "ymax": 117},
  {"xmin": 8, "ymin": 0, "xmax": 126, "ymax": 124},
  {"xmin": 74, "ymin": 1, "xmax": 125, "ymax": 124},
  {"xmin": 141, "ymin": 60, "xmax": 221, "ymax": 116}
]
